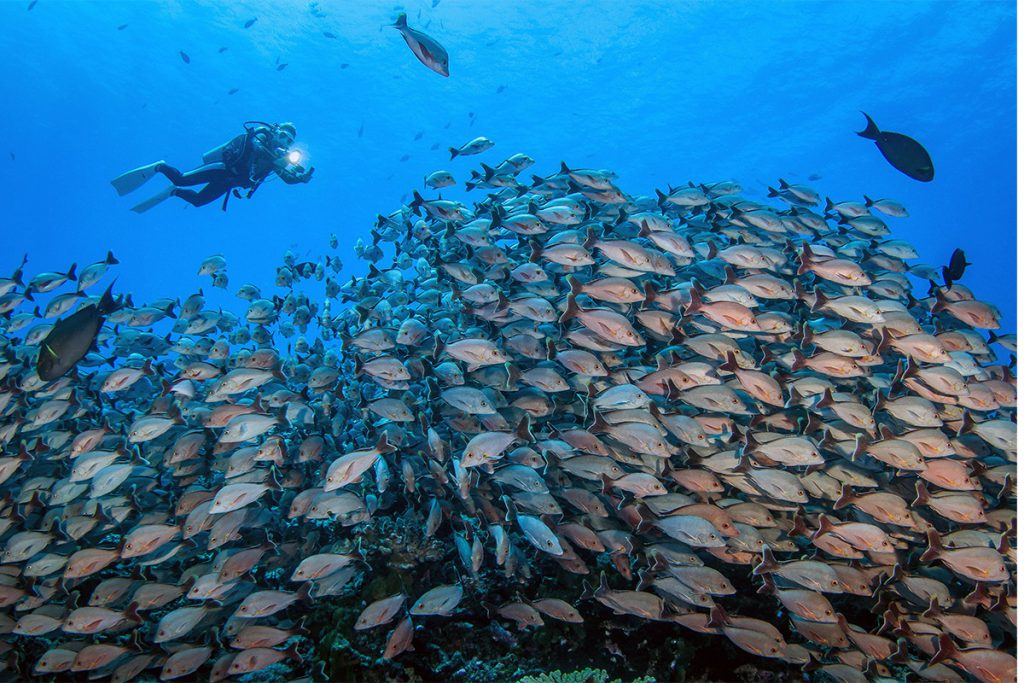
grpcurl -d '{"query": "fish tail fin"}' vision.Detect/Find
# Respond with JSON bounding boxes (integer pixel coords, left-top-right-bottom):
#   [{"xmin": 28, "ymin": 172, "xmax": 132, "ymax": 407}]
[
  {"xmin": 810, "ymin": 513, "xmax": 833, "ymax": 542},
  {"xmin": 912, "ymin": 481, "xmax": 930, "ymax": 508},
  {"xmin": 528, "ymin": 240, "xmax": 542, "ymax": 263},
  {"xmin": 810, "ymin": 286, "xmax": 829, "ymax": 312},
  {"xmin": 448, "ymin": 147, "xmax": 459, "ymax": 160},
  {"xmin": 655, "ymin": 188, "xmax": 668, "ymax": 207},
  {"xmin": 957, "ymin": 411, "xmax": 976, "ymax": 436},
  {"xmin": 582, "ymin": 225, "xmax": 597, "ymax": 250},
  {"xmin": 720, "ymin": 351, "xmax": 740, "ymax": 374},
  {"xmin": 124, "ymin": 601, "xmax": 142, "ymax": 623},
  {"xmin": 757, "ymin": 573, "xmax": 777, "ymax": 595},
  {"xmin": 559, "ymin": 161, "xmax": 571, "ymax": 175},
  {"xmin": 706, "ymin": 604, "xmax": 729, "ymax": 629},
  {"xmin": 850, "ymin": 434, "xmax": 866, "ymax": 461},
  {"xmin": 963, "ymin": 581, "xmax": 989, "ymax": 606},
  {"xmin": 635, "ymin": 567, "xmax": 656, "ymax": 592},
  {"xmin": 566, "ymin": 275, "xmax": 583, "ymax": 297},
  {"xmin": 296, "ymin": 581, "xmax": 314, "ymax": 605},
  {"xmin": 97, "ymin": 279, "xmax": 118, "ymax": 314},
  {"xmin": 638, "ymin": 219, "xmax": 652, "ymax": 237},
  {"xmin": 105, "ymin": 250, "xmax": 120, "ymax": 265},
  {"xmin": 11, "ymin": 255, "xmax": 26, "ymax": 286},
  {"xmin": 786, "ymin": 507, "xmax": 808, "ymax": 538},
  {"xmin": 409, "ymin": 190, "xmax": 425, "ymax": 215},
  {"xmin": 856, "ymin": 112, "xmax": 880, "ymax": 140},
  {"xmin": 752, "ymin": 546, "xmax": 778, "ymax": 575},
  {"xmin": 374, "ymin": 434, "xmax": 396, "ymax": 456},
  {"xmin": 766, "ymin": 186, "xmax": 780, "ymax": 198},
  {"xmin": 798, "ymin": 321, "xmax": 813, "ymax": 349},
  {"xmin": 920, "ymin": 528, "xmax": 943, "ymax": 564},
  {"xmin": 814, "ymin": 386, "xmax": 835, "ymax": 410},
  {"xmin": 791, "ymin": 348, "xmax": 808, "ymax": 371},
  {"xmin": 283, "ymin": 642, "xmax": 302, "ymax": 662},
  {"xmin": 558, "ymin": 293, "xmax": 580, "ymax": 325},
  {"xmin": 863, "ymin": 194, "xmax": 874, "ymax": 207},
  {"xmin": 544, "ymin": 339, "xmax": 557, "ymax": 361},
  {"xmin": 875, "ymin": 326, "xmax": 893, "ymax": 355},
  {"xmin": 390, "ymin": 12, "xmax": 408, "ymax": 29},
  {"xmin": 928, "ymin": 634, "xmax": 958, "ymax": 667},
  {"xmin": 834, "ymin": 484, "xmax": 856, "ymax": 510},
  {"xmin": 515, "ymin": 414, "xmax": 533, "ymax": 443},
  {"xmin": 66, "ymin": 263, "xmax": 77, "ymax": 281},
  {"xmin": 796, "ymin": 242, "xmax": 814, "ymax": 275},
  {"xmin": 922, "ymin": 595, "xmax": 943, "ymax": 619},
  {"xmin": 682, "ymin": 286, "xmax": 703, "ymax": 317}
]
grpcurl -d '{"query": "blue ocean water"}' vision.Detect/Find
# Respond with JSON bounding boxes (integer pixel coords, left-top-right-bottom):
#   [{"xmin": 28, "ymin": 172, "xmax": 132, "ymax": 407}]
[{"xmin": 0, "ymin": 0, "xmax": 1016, "ymax": 332}]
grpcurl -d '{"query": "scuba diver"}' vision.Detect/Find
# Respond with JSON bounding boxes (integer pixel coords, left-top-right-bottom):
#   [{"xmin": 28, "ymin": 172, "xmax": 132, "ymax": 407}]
[{"xmin": 110, "ymin": 121, "xmax": 314, "ymax": 213}]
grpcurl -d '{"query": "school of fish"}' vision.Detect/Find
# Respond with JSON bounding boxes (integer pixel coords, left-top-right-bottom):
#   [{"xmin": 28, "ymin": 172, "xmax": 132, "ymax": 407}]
[{"xmin": 0, "ymin": 154, "xmax": 1016, "ymax": 682}]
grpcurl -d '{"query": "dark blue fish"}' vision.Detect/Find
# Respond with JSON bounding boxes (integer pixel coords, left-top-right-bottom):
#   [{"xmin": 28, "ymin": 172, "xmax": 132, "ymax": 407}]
[
  {"xmin": 8, "ymin": 152, "xmax": 14, "ymax": 161},
  {"xmin": 430, "ymin": 143, "xmax": 439, "ymax": 151},
  {"xmin": 27, "ymin": 0, "xmax": 37, "ymax": 9},
  {"xmin": 856, "ymin": 112, "xmax": 934, "ymax": 182},
  {"xmin": 414, "ymin": 131, "xmax": 423, "ymax": 140},
  {"xmin": 218, "ymin": 47, "xmax": 228, "ymax": 53},
  {"xmin": 244, "ymin": 17, "xmax": 258, "ymax": 28},
  {"xmin": 117, "ymin": 23, "xmax": 128, "ymax": 30},
  {"xmin": 400, "ymin": 154, "xmax": 411, "ymax": 162},
  {"xmin": 228, "ymin": 88, "xmax": 239, "ymax": 95},
  {"xmin": 942, "ymin": 248, "xmax": 970, "ymax": 289},
  {"xmin": 496, "ymin": 85, "xmax": 506, "ymax": 94},
  {"xmin": 432, "ymin": 0, "xmax": 440, "ymax": 6},
  {"xmin": 180, "ymin": 50, "xmax": 191, "ymax": 64},
  {"xmin": 277, "ymin": 63, "xmax": 289, "ymax": 71},
  {"xmin": 807, "ymin": 173, "xmax": 822, "ymax": 181},
  {"xmin": 37, "ymin": 282, "xmax": 121, "ymax": 381},
  {"xmin": 358, "ymin": 122, "xmax": 364, "ymax": 138},
  {"xmin": 340, "ymin": 63, "xmax": 349, "ymax": 69},
  {"xmin": 324, "ymin": 31, "xmax": 336, "ymax": 39}
]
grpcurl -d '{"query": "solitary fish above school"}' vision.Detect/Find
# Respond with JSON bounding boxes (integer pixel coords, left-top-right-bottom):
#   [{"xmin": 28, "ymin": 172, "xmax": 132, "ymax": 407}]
[
  {"xmin": 856, "ymin": 111, "xmax": 935, "ymax": 182},
  {"xmin": 390, "ymin": 12, "xmax": 449, "ymax": 77},
  {"xmin": 0, "ymin": 155, "xmax": 1013, "ymax": 682}
]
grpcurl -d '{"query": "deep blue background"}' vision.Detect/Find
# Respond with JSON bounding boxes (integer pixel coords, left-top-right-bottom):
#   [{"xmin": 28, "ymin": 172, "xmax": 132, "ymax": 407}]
[{"xmin": 0, "ymin": 0, "xmax": 1016, "ymax": 335}]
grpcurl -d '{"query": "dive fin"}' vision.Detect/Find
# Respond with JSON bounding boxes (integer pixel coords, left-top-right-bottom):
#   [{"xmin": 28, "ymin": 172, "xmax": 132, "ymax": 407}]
[
  {"xmin": 131, "ymin": 186, "xmax": 174, "ymax": 214},
  {"xmin": 110, "ymin": 160, "xmax": 166, "ymax": 196}
]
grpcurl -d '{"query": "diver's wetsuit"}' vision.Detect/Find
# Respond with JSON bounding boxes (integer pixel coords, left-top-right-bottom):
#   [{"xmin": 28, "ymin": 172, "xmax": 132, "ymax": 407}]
[
  {"xmin": 157, "ymin": 162, "xmax": 242, "ymax": 207},
  {"xmin": 157, "ymin": 130, "xmax": 307, "ymax": 208}
]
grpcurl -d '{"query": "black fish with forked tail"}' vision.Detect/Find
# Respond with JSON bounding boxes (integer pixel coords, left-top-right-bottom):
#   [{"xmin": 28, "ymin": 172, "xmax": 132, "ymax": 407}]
[
  {"xmin": 856, "ymin": 112, "xmax": 934, "ymax": 182},
  {"xmin": 942, "ymin": 247, "xmax": 971, "ymax": 289},
  {"xmin": 36, "ymin": 281, "xmax": 122, "ymax": 381}
]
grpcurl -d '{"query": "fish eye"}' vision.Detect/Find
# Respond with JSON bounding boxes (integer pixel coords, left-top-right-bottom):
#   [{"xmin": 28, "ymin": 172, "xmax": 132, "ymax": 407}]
[{"xmin": 831, "ymin": 580, "xmax": 839, "ymax": 586}]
